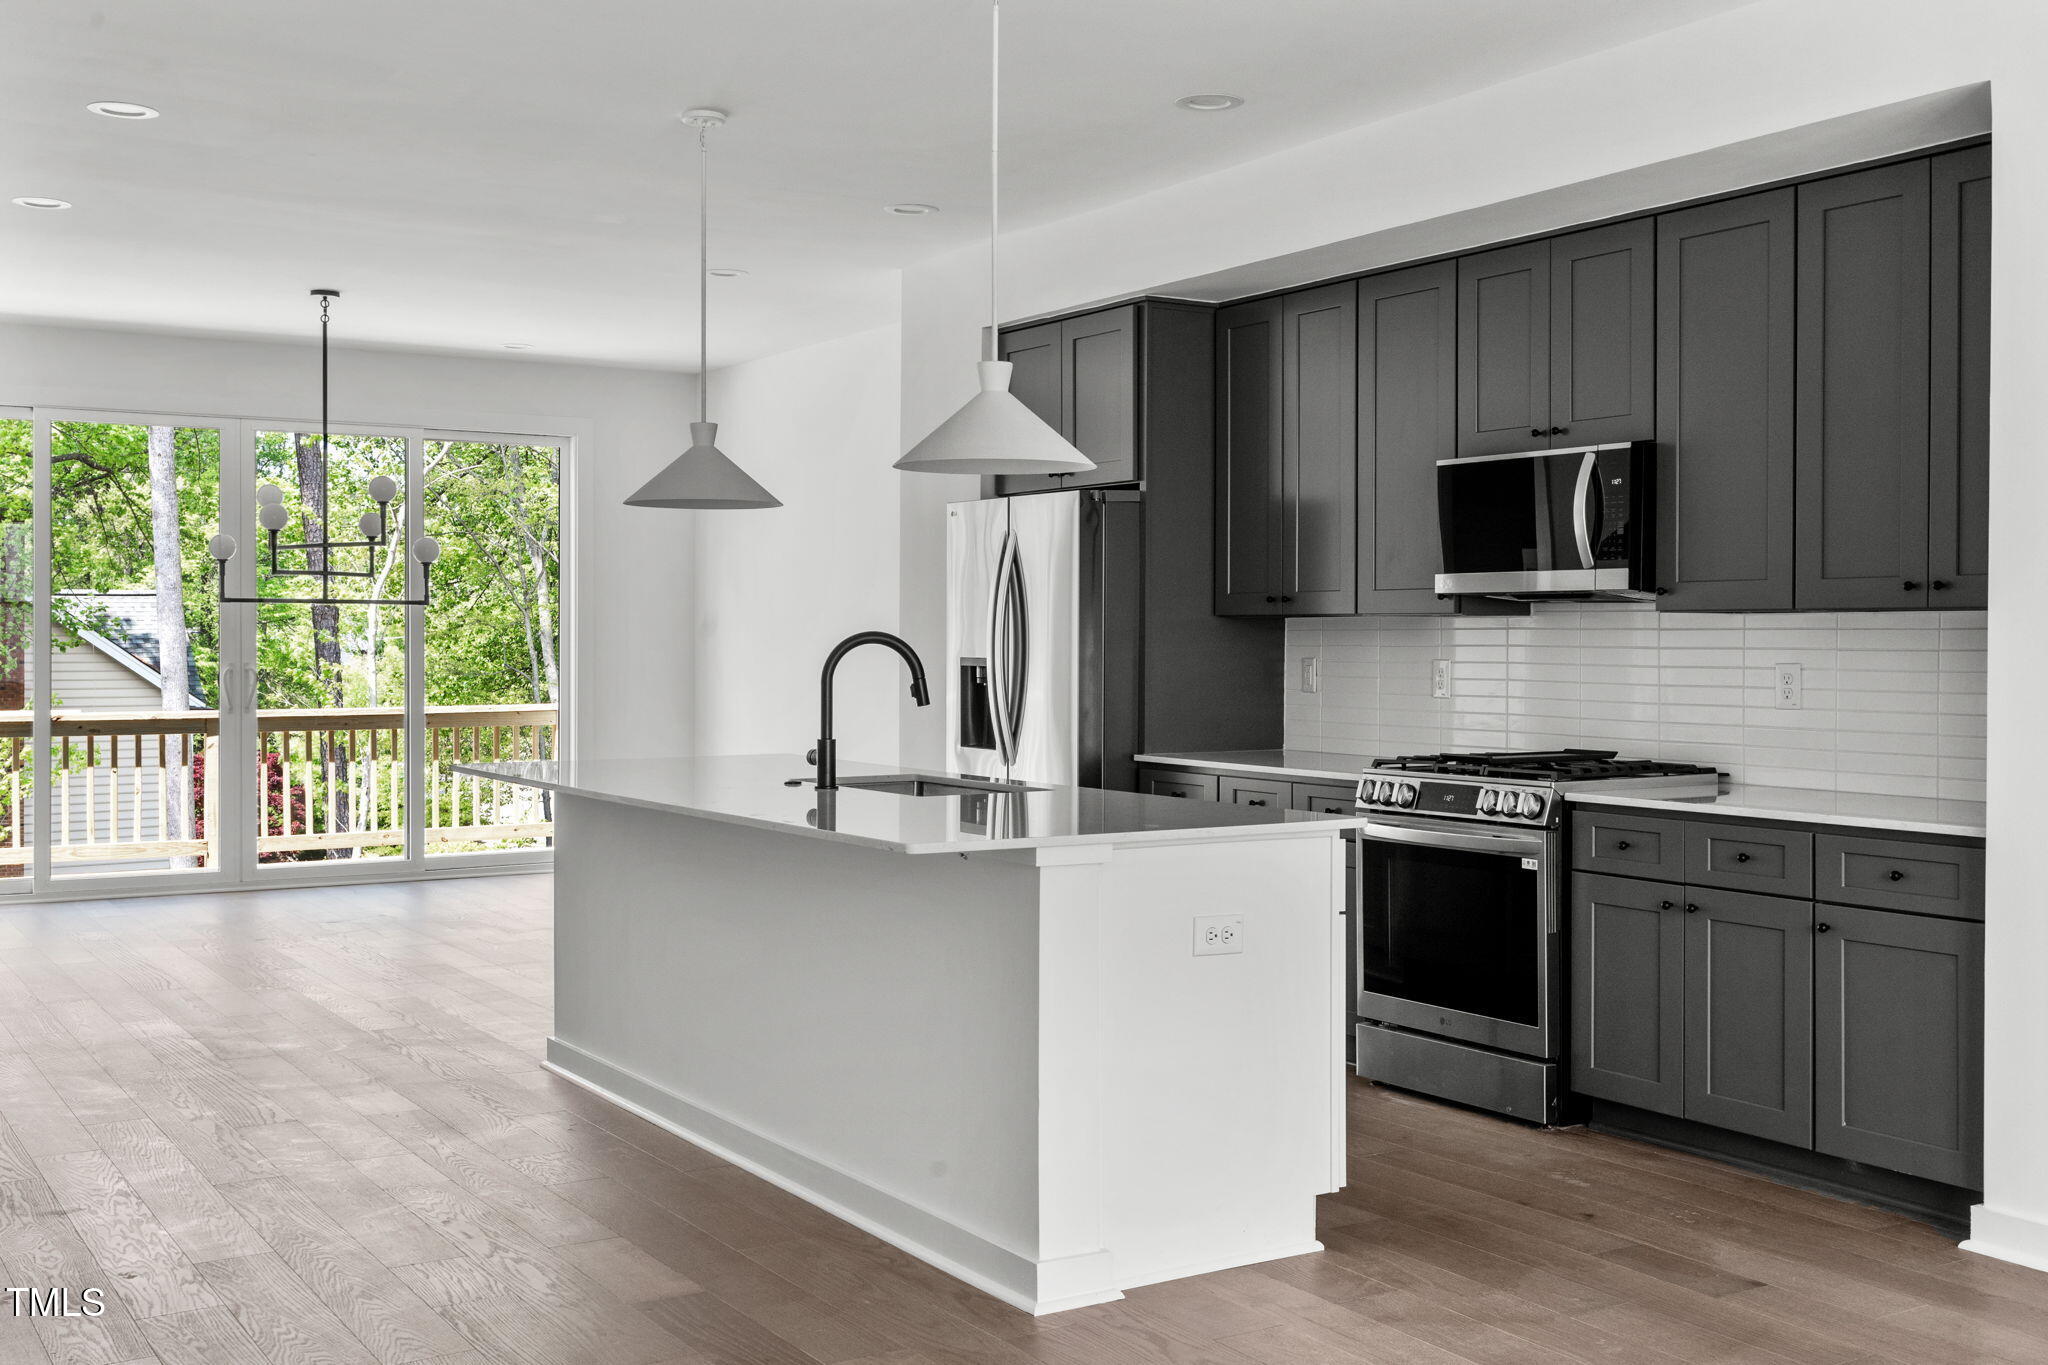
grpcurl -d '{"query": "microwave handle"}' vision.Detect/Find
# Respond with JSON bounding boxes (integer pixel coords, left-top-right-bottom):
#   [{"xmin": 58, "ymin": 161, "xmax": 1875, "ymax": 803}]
[{"xmin": 1572, "ymin": 450, "xmax": 1598, "ymax": 568}]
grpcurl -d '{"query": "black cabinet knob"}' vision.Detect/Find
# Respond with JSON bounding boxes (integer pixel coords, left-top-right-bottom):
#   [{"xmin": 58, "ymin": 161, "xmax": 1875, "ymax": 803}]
[
  {"xmin": 1734, "ymin": 851, "xmax": 1751, "ymax": 863},
  {"xmin": 1685, "ymin": 903, "xmax": 1699, "ymax": 914},
  {"xmin": 1659, "ymin": 900, "xmax": 1674, "ymax": 910},
  {"xmin": 1167, "ymin": 790, "xmax": 1187, "ymax": 798},
  {"xmin": 1548, "ymin": 426, "xmax": 1568, "ymax": 436},
  {"xmin": 1264, "ymin": 595, "xmax": 1277, "ymax": 604},
  {"xmin": 1531, "ymin": 428, "xmax": 1545, "ymax": 438},
  {"xmin": 1817, "ymin": 922, "xmax": 1832, "ymax": 934},
  {"xmin": 1932, "ymin": 580, "xmax": 1953, "ymax": 591},
  {"xmin": 1615, "ymin": 839, "xmax": 1631, "ymax": 850},
  {"xmin": 1903, "ymin": 581, "xmax": 1922, "ymax": 591},
  {"xmin": 1247, "ymin": 799, "xmax": 1267, "ymax": 807},
  {"xmin": 1889, "ymin": 869, "xmax": 1905, "ymax": 882}
]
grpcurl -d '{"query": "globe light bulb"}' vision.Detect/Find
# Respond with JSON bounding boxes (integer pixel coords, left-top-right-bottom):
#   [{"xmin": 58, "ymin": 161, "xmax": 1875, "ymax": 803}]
[
  {"xmin": 255, "ymin": 483, "xmax": 285, "ymax": 505},
  {"xmin": 411, "ymin": 535, "xmax": 442, "ymax": 565},
  {"xmin": 367, "ymin": 474, "xmax": 397, "ymax": 503},
  {"xmin": 258, "ymin": 503, "xmax": 290, "ymax": 532},
  {"xmin": 209, "ymin": 533, "xmax": 238, "ymax": 561},
  {"xmin": 359, "ymin": 510, "xmax": 383, "ymax": 538}
]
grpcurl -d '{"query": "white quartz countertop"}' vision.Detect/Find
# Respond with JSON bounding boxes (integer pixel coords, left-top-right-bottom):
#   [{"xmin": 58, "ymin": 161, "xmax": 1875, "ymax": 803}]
[
  {"xmin": 1133, "ymin": 750, "xmax": 1372, "ymax": 784},
  {"xmin": 1566, "ymin": 785, "xmax": 1986, "ymax": 840},
  {"xmin": 458, "ymin": 754, "xmax": 1368, "ymax": 856}
]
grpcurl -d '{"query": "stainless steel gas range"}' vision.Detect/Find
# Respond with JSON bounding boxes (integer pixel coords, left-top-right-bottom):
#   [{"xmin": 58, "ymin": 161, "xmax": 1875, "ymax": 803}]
[{"xmin": 1352, "ymin": 749, "xmax": 1721, "ymax": 1124}]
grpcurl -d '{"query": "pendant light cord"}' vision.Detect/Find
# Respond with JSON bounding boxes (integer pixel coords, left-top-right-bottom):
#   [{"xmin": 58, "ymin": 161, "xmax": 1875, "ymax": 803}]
[
  {"xmin": 987, "ymin": 0, "xmax": 999, "ymax": 363},
  {"xmin": 700, "ymin": 122, "xmax": 711, "ymax": 423}
]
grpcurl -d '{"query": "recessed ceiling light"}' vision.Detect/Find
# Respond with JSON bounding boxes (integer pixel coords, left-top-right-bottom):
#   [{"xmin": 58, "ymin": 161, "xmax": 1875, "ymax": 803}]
[
  {"xmin": 11, "ymin": 197, "xmax": 71, "ymax": 210},
  {"xmin": 1175, "ymin": 93, "xmax": 1244, "ymax": 112},
  {"xmin": 87, "ymin": 101, "xmax": 159, "ymax": 120},
  {"xmin": 707, "ymin": 267, "xmax": 749, "ymax": 278},
  {"xmin": 502, "ymin": 342, "xmax": 534, "ymax": 350},
  {"xmin": 884, "ymin": 202, "xmax": 939, "ymax": 216}
]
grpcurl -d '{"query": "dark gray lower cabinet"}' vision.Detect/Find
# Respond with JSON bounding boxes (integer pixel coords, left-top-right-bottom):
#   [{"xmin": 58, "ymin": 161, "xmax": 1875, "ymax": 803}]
[
  {"xmin": 1685, "ymin": 888, "xmax": 1814, "ymax": 1148},
  {"xmin": 1136, "ymin": 767, "xmax": 1216, "ymax": 801},
  {"xmin": 1814, "ymin": 904, "xmax": 1983, "ymax": 1187},
  {"xmin": 1571, "ymin": 874, "xmax": 1685, "ymax": 1115}
]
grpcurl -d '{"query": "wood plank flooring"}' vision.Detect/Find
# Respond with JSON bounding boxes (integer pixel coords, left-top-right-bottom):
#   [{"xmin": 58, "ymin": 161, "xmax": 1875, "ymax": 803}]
[{"xmin": 0, "ymin": 873, "xmax": 2040, "ymax": 1363}]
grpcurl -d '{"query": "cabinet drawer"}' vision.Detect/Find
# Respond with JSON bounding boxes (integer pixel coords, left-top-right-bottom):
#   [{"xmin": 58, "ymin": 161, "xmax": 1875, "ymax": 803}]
[
  {"xmin": 1816, "ymin": 834, "xmax": 1984, "ymax": 920},
  {"xmin": 1220, "ymin": 777, "xmax": 1288, "ymax": 810},
  {"xmin": 1138, "ymin": 768, "xmax": 1216, "ymax": 802},
  {"xmin": 1291, "ymin": 781, "xmax": 1357, "ymax": 814},
  {"xmin": 1686, "ymin": 822, "xmax": 1813, "ymax": 898},
  {"xmin": 1572, "ymin": 810, "xmax": 1687, "ymax": 881}
]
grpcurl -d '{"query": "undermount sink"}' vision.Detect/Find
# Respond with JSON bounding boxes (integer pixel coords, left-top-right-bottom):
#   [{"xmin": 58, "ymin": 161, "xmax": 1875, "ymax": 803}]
[{"xmin": 835, "ymin": 774, "xmax": 1044, "ymax": 798}]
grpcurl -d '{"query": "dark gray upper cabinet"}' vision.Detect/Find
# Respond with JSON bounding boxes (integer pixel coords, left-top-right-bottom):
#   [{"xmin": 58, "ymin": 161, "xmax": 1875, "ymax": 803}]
[
  {"xmin": 1457, "ymin": 241, "xmax": 1551, "ymax": 456},
  {"xmin": 1549, "ymin": 219, "xmax": 1656, "ymax": 448},
  {"xmin": 994, "ymin": 305, "xmax": 1138, "ymax": 496},
  {"xmin": 1280, "ymin": 282, "xmax": 1358, "ymax": 615},
  {"xmin": 1813, "ymin": 904, "xmax": 1982, "ymax": 1188},
  {"xmin": 1571, "ymin": 873, "xmax": 1686, "ymax": 1117},
  {"xmin": 1929, "ymin": 146, "xmax": 1992, "ymax": 610},
  {"xmin": 1795, "ymin": 161, "xmax": 1932, "ymax": 609},
  {"xmin": 1683, "ymin": 887, "xmax": 1814, "ymax": 1149},
  {"xmin": 1214, "ymin": 297, "xmax": 1284, "ymax": 614},
  {"xmin": 1357, "ymin": 262, "xmax": 1459, "ymax": 612},
  {"xmin": 1655, "ymin": 190, "xmax": 1797, "ymax": 611}
]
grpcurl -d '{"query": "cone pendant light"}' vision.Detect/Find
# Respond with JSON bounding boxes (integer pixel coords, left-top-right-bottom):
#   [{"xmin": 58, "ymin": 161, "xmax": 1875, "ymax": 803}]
[
  {"xmin": 894, "ymin": 0, "xmax": 1093, "ymax": 476},
  {"xmin": 628, "ymin": 108, "xmax": 781, "ymax": 509}
]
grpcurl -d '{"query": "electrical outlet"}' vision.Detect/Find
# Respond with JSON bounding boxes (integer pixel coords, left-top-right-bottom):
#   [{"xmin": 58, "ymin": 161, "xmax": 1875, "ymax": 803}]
[
  {"xmin": 1192, "ymin": 914, "xmax": 1243, "ymax": 956},
  {"xmin": 1300, "ymin": 657, "xmax": 1320, "ymax": 694},
  {"xmin": 1775, "ymin": 662, "xmax": 1803, "ymax": 710},
  {"xmin": 1431, "ymin": 659, "xmax": 1452, "ymax": 699}
]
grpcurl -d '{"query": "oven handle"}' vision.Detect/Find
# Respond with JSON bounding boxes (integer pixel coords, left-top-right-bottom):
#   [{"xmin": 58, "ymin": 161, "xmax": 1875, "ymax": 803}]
[{"xmin": 1360, "ymin": 821, "xmax": 1548, "ymax": 860}]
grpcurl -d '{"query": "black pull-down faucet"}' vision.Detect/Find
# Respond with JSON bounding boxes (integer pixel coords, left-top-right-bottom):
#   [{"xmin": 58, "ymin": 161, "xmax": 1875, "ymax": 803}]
[{"xmin": 811, "ymin": 631, "xmax": 930, "ymax": 790}]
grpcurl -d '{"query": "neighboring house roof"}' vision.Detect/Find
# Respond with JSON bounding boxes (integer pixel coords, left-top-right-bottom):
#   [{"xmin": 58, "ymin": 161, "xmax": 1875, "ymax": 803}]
[{"xmin": 70, "ymin": 595, "xmax": 209, "ymax": 707}]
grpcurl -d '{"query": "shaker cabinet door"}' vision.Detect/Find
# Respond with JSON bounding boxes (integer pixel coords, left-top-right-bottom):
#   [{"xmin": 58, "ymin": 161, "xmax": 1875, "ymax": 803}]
[
  {"xmin": 1795, "ymin": 161, "xmax": 1932, "ymax": 609},
  {"xmin": 1549, "ymin": 219, "xmax": 1655, "ymax": 448},
  {"xmin": 1813, "ymin": 904, "xmax": 1982, "ymax": 1187},
  {"xmin": 1061, "ymin": 305, "xmax": 1139, "ymax": 488},
  {"xmin": 1928, "ymin": 147, "xmax": 1992, "ymax": 610},
  {"xmin": 1280, "ymin": 281, "xmax": 1358, "ymax": 614},
  {"xmin": 1357, "ymin": 261, "xmax": 1459, "ymax": 612},
  {"xmin": 1683, "ymin": 888, "xmax": 1813, "ymax": 1148},
  {"xmin": 1570, "ymin": 873, "xmax": 1686, "ymax": 1116},
  {"xmin": 1457, "ymin": 241, "xmax": 1552, "ymax": 457},
  {"xmin": 1655, "ymin": 190, "xmax": 1797, "ymax": 611},
  {"xmin": 991, "ymin": 320, "xmax": 1068, "ymax": 496},
  {"xmin": 1214, "ymin": 298, "xmax": 1285, "ymax": 614}
]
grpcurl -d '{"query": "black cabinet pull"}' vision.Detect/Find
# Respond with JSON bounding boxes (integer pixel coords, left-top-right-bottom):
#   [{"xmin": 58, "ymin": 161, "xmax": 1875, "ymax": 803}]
[
  {"xmin": 1932, "ymin": 580, "xmax": 1953, "ymax": 591},
  {"xmin": 1889, "ymin": 869, "xmax": 1905, "ymax": 882},
  {"xmin": 1659, "ymin": 900, "xmax": 1674, "ymax": 910},
  {"xmin": 1816, "ymin": 922, "xmax": 1832, "ymax": 934},
  {"xmin": 1247, "ymin": 799, "xmax": 1267, "ymax": 807},
  {"xmin": 1734, "ymin": 851, "xmax": 1751, "ymax": 863},
  {"xmin": 1615, "ymin": 840, "xmax": 1630, "ymax": 850},
  {"xmin": 1903, "ymin": 580, "xmax": 1922, "ymax": 591},
  {"xmin": 1166, "ymin": 790, "xmax": 1187, "ymax": 798},
  {"xmin": 1685, "ymin": 903, "xmax": 1699, "ymax": 914}
]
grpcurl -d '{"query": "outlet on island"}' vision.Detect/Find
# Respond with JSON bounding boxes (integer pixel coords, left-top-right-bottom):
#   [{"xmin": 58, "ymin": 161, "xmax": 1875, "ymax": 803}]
[{"xmin": 1192, "ymin": 914, "xmax": 1244, "ymax": 956}]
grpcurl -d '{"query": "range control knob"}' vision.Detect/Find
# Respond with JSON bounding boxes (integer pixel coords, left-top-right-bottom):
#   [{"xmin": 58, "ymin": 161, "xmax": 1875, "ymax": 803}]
[
  {"xmin": 1476, "ymin": 789, "xmax": 1498, "ymax": 815},
  {"xmin": 1519, "ymin": 791, "xmax": 1545, "ymax": 819},
  {"xmin": 1396, "ymin": 783, "xmax": 1418, "ymax": 809},
  {"xmin": 1365, "ymin": 780, "xmax": 1385, "ymax": 804}
]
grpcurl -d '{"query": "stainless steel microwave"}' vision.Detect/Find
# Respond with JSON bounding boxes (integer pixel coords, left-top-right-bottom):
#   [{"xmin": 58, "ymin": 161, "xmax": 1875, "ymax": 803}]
[{"xmin": 1434, "ymin": 441, "xmax": 1655, "ymax": 601}]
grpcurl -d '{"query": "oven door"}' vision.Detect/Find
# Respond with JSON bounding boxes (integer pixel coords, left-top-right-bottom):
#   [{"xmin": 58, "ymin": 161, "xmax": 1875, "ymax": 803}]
[{"xmin": 1355, "ymin": 816, "xmax": 1559, "ymax": 1057}]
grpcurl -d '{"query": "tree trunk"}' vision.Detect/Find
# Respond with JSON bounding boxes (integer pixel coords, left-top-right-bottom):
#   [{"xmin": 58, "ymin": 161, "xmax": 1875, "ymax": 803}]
[
  {"xmin": 505, "ymin": 446, "xmax": 559, "ymax": 704},
  {"xmin": 149, "ymin": 427, "xmax": 195, "ymax": 869},
  {"xmin": 293, "ymin": 433, "xmax": 352, "ymax": 857}
]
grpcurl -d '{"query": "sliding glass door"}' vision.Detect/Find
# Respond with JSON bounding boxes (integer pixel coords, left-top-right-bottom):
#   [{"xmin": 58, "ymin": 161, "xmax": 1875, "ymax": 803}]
[{"xmin": 5, "ymin": 407, "xmax": 563, "ymax": 897}]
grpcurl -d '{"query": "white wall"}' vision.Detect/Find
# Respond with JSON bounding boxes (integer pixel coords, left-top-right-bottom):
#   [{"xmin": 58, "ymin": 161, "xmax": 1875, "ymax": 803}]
[
  {"xmin": 0, "ymin": 320, "xmax": 699, "ymax": 762},
  {"xmin": 693, "ymin": 324, "xmax": 908, "ymax": 763},
  {"xmin": 893, "ymin": 0, "xmax": 2048, "ymax": 1268}
]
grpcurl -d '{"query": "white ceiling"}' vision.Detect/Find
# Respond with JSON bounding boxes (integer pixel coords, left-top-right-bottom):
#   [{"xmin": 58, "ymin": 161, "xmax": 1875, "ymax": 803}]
[{"xmin": 4, "ymin": 0, "xmax": 1760, "ymax": 371}]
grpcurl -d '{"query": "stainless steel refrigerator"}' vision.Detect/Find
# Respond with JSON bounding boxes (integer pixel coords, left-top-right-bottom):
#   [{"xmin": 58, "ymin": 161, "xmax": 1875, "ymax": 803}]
[{"xmin": 946, "ymin": 490, "xmax": 1142, "ymax": 789}]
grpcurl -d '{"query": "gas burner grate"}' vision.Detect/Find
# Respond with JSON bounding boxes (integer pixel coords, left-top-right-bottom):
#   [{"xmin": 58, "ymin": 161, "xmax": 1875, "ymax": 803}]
[{"xmin": 1370, "ymin": 749, "xmax": 1715, "ymax": 782}]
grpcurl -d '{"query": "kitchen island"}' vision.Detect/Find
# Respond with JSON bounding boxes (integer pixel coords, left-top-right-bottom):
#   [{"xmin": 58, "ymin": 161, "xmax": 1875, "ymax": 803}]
[{"xmin": 458, "ymin": 754, "xmax": 1364, "ymax": 1314}]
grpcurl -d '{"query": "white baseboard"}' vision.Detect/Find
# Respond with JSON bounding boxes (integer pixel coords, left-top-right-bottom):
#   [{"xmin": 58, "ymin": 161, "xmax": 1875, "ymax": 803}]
[
  {"xmin": 545, "ymin": 1037, "xmax": 1124, "ymax": 1315},
  {"xmin": 1963, "ymin": 1205, "xmax": 2048, "ymax": 1276}
]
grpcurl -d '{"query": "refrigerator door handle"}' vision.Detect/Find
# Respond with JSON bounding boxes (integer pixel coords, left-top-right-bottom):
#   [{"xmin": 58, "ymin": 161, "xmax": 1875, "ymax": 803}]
[
  {"xmin": 989, "ymin": 530, "xmax": 1019, "ymax": 767},
  {"xmin": 1001, "ymin": 533, "xmax": 1029, "ymax": 764}
]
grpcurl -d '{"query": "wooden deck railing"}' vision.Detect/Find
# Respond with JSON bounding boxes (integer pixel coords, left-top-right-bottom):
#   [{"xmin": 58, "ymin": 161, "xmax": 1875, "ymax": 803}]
[{"xmin": 0, "ymin": 704, "xmax": 556, "ymax": 868}]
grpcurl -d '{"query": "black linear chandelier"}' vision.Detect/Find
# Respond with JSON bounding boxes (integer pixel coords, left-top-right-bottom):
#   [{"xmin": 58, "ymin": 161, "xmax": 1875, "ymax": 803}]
[{"xmin": 209, "ymin": 289, "xmax": 441, "ymax": 606}]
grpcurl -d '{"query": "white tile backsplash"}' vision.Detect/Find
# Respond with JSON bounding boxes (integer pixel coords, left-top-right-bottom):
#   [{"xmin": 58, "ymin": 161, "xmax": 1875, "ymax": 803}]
[{"xmin": 1284, "ymin": 605, "xmax": 1988, "ymax": 800}]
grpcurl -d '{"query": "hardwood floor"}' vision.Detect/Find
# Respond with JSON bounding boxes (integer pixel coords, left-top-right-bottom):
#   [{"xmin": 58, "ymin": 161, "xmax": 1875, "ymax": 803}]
[{"xmin": 0, "ymin": 873, "xmax": 2041, "ymax": 1364}]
